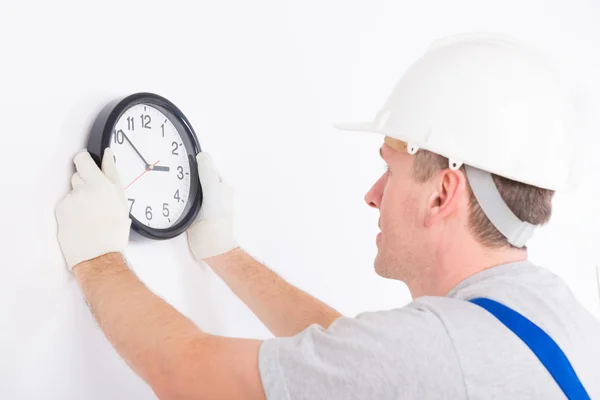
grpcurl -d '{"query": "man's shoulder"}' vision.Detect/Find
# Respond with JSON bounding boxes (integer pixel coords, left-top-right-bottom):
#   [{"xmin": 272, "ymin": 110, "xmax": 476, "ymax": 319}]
[
  {"xmin": 353, "ymin": 296, "xmax": 472, "ymax": 324},
  {"xmin": 260, "ymin": 297, "xmax": 467, "ymax": 400},
  {"xmin": 339, "ymin": 296, "xmax": 468, "ymax": 343}
]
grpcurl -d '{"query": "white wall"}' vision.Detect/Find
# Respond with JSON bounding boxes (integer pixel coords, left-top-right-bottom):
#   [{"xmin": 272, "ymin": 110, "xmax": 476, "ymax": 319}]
[{"xmin": 1, "ymin": 0, "xmax": 599, "ymax": 398}]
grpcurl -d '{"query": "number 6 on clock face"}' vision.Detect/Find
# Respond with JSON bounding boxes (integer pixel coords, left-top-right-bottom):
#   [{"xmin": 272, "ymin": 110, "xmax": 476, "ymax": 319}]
[{"xmin": 87, "ymin": 92, "xmax": 203, "ymax": 240}]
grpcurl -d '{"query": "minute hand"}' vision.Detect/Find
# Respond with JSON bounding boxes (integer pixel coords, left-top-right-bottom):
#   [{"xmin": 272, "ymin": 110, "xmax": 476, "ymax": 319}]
[{"xmin": 122, "ymin": 132, "xmax": 150, "ymax": 168}]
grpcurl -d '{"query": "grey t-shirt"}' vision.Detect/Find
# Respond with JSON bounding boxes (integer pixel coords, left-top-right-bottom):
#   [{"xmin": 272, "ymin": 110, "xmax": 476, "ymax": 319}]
[{"xmin": 259, "ymin": 261, "xmax": 600, "ymax": 399}]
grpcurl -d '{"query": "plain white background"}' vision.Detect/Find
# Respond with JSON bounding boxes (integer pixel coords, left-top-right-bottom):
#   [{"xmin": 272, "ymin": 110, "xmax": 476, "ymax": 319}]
[{"xmin": 1, "ymin": 0, "xmax": 599, "ymax": 398}]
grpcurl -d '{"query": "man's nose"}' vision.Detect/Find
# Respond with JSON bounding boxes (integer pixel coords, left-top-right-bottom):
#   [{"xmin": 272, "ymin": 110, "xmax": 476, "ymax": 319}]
[
  {"xmin": 365, "ymin": 189, "xmax": 378, "ymax": 208},
  {"xmin": 365, "ymin": 174, "xmax": 385, "ymax": 209}
]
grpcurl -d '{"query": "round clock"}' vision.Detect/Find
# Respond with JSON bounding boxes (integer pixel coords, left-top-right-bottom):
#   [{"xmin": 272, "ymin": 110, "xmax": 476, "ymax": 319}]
[{"xmin": 87, "ymin": 92, "xmax": 203, "ymax": 240}]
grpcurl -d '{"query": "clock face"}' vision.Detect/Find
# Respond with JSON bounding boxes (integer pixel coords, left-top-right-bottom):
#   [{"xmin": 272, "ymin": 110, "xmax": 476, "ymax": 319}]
[
  {"xmin": 87, "ymin": 92, "xmax": 202, "ymax": 240},
  {"xmin": 109, "ymin": 103, "xmax": 193, "ymax": 230}
]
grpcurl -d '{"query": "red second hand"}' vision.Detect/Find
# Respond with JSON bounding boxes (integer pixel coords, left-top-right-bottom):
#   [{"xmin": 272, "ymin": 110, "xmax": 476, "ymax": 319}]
[{"xmin": 125, "ymin": 160, "xmax": 160, "ymax": 190}]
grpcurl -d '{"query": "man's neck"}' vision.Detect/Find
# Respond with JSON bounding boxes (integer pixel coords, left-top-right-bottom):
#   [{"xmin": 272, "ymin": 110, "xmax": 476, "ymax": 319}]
[{"xmin": 408, "ymin": 246, "xmax": 528, "ymax": 299}]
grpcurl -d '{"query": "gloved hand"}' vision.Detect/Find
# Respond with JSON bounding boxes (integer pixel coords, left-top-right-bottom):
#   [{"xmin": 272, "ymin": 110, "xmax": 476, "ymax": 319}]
[
  {"xmin": 55, "ymin": 149, "xmax": 131, "ymax": 270},
  {"xmin": 187, "ymin": 152, "xmax": 237, "ymax": 260}
]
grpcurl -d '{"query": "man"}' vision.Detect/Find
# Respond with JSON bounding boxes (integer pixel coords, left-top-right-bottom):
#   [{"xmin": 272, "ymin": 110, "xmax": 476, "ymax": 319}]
[{"xmin": 56, "ymin": 33, "xmax": 600, "ymax": 399}]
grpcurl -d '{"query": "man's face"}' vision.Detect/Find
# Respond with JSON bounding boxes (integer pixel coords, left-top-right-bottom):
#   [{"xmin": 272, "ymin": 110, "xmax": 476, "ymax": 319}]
[{"xmin": 364, "ymin": 138, "xmax": 429, "ymax": 281}]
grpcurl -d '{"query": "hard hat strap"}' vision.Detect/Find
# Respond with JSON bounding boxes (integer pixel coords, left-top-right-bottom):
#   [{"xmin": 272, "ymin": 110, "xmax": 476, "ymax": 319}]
[{"xmin": 464, "ymin": 165, "xmax": 535, "ymax": 248}]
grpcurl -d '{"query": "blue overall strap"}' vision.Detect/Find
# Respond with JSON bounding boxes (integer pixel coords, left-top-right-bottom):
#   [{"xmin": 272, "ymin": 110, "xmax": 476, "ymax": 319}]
[{"xmin": 469, "ymin": 298, "xmax": 590, "ymax": 400}]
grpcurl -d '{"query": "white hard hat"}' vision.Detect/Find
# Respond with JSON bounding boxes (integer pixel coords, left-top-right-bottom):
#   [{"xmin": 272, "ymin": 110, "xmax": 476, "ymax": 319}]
[
  {"xmin": 335, "ymin": 32, "xmax": 576, "ymax": 191},
  {"xmin": 336, "ymin": 33, "xmax": 577, "ymax": 247}
]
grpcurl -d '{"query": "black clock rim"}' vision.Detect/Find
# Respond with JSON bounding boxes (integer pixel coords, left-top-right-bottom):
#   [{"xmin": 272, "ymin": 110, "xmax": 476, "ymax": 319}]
[{"xmin": 87, "ymin": 92, "xmax": 203, "ymax": 240}]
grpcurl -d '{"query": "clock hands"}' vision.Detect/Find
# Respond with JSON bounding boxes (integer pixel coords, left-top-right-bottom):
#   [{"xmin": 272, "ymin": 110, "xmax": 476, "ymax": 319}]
[
  {"xmin": 121, "ymin": 131, "xmax": 151, "ymax": 169},
  {"xmin": 120, "ymin": 131, "xmax": 170, "ymax": 172},
  {"xmin": 125, "ymin": 160, "xmax": 161, "ymax": 190}
]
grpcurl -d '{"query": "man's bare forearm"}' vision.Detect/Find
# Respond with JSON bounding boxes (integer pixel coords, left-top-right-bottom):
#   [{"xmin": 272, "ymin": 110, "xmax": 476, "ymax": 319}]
[
  {"xmin": 205, "ymin": 248, "xmax": 342, "ymax": 337},
  {"xmin": 73, "ymin": 252, "xmax": 265, "ymax": 400},
  {"xmin": 74, "ymin": 253, "xmax": 206, "ymax": 392}
]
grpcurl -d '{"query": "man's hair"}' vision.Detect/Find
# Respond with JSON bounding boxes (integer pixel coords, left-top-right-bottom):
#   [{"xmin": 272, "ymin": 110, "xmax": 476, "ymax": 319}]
[{"xmin": 412, "ymin": 150, "xmax": 554, "ymax": 249}]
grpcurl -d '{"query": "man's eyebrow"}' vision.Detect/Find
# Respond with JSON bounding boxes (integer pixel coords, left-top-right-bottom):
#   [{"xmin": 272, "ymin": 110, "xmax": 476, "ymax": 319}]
[{"xmin": 379, "ymin": 147, "xmax": 384, "ymax": 158}]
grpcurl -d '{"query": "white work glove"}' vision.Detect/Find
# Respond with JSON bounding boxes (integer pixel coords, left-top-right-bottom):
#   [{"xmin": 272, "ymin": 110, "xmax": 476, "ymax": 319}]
[
  {"xmin": 187, "ymin": 152, "xmax": 237, "ymax": 260},
  {"xmin": 55, "ymin": 149, "xmax": 131, "ymax": 270}
]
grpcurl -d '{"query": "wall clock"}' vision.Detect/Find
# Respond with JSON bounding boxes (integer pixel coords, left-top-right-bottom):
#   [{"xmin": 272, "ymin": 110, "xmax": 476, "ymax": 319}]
[{"xmin": 87, "ymin": 92, "xmax": 203, "ymax": 240}]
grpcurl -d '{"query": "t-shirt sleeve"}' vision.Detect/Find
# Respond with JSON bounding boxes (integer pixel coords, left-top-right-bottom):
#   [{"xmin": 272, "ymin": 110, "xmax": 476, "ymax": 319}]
[{"xmin": 258, "ymin": 304, "xmax": 465, "ymax": 400}]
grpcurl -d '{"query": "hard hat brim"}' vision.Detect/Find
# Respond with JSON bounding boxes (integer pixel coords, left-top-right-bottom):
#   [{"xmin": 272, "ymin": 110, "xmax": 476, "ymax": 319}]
[{"xmin": 333, "ymin": 122, "xmax": 384, "ymax": 135}]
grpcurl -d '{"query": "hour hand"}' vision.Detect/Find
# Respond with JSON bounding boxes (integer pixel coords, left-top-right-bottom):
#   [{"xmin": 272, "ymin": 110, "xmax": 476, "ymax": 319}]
[{"xmin": 152, "ymin": 165, "xmax": 170, "ymax": 172}]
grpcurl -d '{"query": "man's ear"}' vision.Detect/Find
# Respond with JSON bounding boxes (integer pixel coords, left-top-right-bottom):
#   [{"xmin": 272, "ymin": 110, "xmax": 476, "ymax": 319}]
[{"xmin": 424, "ymin": 169, "xmax": 468, "ymax": 228}]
